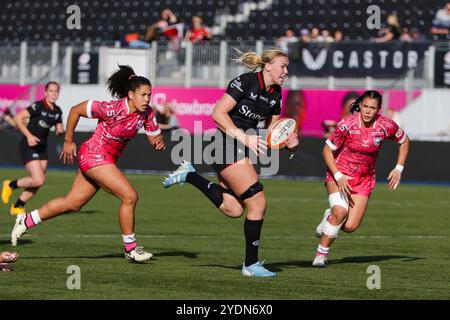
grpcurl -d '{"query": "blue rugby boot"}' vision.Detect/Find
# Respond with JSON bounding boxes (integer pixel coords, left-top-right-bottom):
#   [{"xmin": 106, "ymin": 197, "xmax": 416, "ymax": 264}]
[
  {"xmin": 163, "ymin": 160, "xmax": 195, "ymax": 188},
  {"xmin": 241, "ymin": 261, "xmax": 277, "ymax": 277}
]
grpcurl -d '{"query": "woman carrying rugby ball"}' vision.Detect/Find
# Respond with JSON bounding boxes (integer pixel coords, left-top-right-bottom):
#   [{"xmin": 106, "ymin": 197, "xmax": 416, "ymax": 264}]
[{"xmin": 163, "ymin": 48, "xmax": 299, "ymax": 277}]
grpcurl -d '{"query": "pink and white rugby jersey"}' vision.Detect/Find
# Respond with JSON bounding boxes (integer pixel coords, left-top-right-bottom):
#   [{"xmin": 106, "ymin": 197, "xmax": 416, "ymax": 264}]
[
  {"xmin": 85, "ymin": 98, "xmax": 160, "ymax": 159},
  {"xmin": 326, "ymin": 113, "xmax": 406, "ymax": 176}
]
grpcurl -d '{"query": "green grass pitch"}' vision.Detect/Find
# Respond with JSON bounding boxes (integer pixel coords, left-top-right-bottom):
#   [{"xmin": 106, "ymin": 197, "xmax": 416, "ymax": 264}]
[{"xmin": 0, "ymin": 168, "xmax": 449, "ymax": 299}]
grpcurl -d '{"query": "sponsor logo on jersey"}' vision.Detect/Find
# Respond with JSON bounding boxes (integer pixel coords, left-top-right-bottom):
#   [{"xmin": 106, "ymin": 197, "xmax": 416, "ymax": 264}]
[
  {"xmin": 41, "ymin": 111, "xmax": 47, "ymax": 117},
  {"xmin": 238, "ymin": 105, "xmax": 265, "ymax": 121},
  {"xmin": 230, "ymin": 78, "xmax": 243, "ymax": 92},
  {"xmin": 38, "ymin": 120, "xmax": 50, "ymax": 128},
  {"xmin": 395, "ymin": 128, "xmax": 403, "ymax": 138},
  {"xmin": 349, "ymin": 129, "xmax": 361, "ymax": 134},
  {"xmin": 270, "ymin": 100, "xmax": 276, "ymax": 106}
]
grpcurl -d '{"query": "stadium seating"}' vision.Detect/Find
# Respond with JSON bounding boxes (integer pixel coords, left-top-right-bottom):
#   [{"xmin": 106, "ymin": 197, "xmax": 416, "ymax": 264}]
[
  {"xmin": 0, "ymin": 0, "xmax": 448, "ymax": 42},
  {"xmin": 225, "ymin": 0, "xmax": 450, "ymax": 41},
  {"xmin": 0, "ymin": 0, "xmax": 240, "ymax": 43}
]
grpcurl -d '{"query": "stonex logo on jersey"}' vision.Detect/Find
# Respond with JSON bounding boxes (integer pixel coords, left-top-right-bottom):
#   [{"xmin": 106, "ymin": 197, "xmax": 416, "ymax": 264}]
[{"xmin": 238, "ymin": 105, "xmax": 266, "ymax": 121}]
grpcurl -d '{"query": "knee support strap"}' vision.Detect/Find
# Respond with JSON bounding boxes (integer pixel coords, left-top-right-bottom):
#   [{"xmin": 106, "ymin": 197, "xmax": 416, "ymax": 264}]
[
  {"xmin": 323, "ymin": 220, "xmax": 344, "ymax": 238},
  {"xmin": 328, "ymin": 192, "xmax": 349, "ymax": 212},
  {"xmin": 239, "ymin": 182, "xmax": 264, "ymax": 201},
  {"xmin": 222, "ymin": 187, "xmax": 239, "ymax": 200}
]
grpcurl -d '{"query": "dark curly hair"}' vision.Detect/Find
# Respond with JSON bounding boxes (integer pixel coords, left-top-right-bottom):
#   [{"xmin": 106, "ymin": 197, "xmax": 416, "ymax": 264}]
[{"xmin": 107, "ymin": 65, "xmax": 151, "ymax": 98}]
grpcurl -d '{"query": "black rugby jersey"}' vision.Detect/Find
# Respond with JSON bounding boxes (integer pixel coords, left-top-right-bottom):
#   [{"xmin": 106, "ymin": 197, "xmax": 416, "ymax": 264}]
[
  {"xmin": 26, "ymin": 99, "xmax": 63, "ymax": 146},
  {"xmin": 225, "ymin": 71, "xmax": 282, "ymax": 132}
]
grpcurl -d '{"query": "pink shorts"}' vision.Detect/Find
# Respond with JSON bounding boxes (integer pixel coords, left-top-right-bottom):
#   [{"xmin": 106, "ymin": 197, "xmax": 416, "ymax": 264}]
[
  {"xmin": 78, "ymin": 142, "xmax": 116, "ymax": 173},
  {"xmin": 325, "ymin": 170, "xmax": 376, "ymax": 197}
]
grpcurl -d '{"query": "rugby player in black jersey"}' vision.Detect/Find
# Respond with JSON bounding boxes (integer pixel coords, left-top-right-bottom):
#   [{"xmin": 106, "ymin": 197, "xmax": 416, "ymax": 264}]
[
  {"xmin": 164, "ymin": 48, "xmax": 299, "ymax": 277},
  {"xmin": 2, "ymin": 82, "xmax": 64, "ymax": 215}
]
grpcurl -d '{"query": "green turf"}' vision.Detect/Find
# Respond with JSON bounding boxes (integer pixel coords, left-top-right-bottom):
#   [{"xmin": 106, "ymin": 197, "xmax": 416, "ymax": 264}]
[{"xmin": 0, "ymin": 168, "xmax": 449, "ymax": 299}]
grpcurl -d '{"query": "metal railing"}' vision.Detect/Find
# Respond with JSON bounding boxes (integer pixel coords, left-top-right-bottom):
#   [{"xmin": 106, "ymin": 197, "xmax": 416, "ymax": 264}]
[{"xmin": 0, "ymin": 40, "xmax": 446, "ymax": 90}]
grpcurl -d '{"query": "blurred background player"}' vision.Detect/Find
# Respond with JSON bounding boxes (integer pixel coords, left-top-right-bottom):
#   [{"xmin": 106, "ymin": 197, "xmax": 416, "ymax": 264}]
[
  {"xmin": 2, "ymin": 82, "xmax": 64, "ymax": 216},
  {"xmin": 163, "ymin": 48, "xmax": 299, "ymax": 277},
  {"xmin": 10, "ymin": 66, "xmax": 166, "ymax": 263},
  {"xmin": 313, "ymin": 90, "xmax": 410, "ymax": 267}
]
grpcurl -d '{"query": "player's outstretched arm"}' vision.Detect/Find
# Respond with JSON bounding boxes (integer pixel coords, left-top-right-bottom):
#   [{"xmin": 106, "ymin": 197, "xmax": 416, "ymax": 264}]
[
  {"xmin": 388, "ymin": 135, "xmax": 410, "ymax": 190},
  {"xmin": 60, "ymin": 101, "xmax": 88, "ymax": 165}
]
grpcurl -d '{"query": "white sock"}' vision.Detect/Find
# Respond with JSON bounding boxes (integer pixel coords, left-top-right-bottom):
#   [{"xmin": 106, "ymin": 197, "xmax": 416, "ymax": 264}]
[
  {"xmin": 122, "ymin": 233, "xmax": 136, "ymax": 244},
  {"xmin": 30, "ymin": 209, "xmax": 42, "ymax": 225},
  {"xmin": 317, "ymin": 244, "xmax": 330, "ymax": 256}
]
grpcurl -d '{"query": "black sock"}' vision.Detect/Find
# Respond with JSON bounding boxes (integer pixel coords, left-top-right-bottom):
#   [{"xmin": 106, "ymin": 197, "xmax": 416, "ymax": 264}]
[
  {"xmin": 186, "ymin": 172, "xmax": 226, "ymax": 208},
  {"xmin": 9, "ymin": 180, "xmax": 18, "ymax": 189},
  {"xmin": 15, "ymin": 198, "xmax": 26, "ymax": 208},
  {"xmin": 244, "ymin": 219, "xmax": 264, "ymax": 267}
]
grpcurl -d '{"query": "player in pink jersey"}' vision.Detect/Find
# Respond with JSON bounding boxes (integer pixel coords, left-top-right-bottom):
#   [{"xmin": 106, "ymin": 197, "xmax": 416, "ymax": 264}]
[
  {"xmin": 313, "ymin": 90, "xmax": 410, "ymax": 267},
  {"xmin": 10, "ymin": 66, "xmax": 166, "ymax": 263}
]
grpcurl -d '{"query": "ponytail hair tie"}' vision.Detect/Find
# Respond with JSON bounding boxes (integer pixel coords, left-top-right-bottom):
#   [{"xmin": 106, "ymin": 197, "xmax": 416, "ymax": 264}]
[{"xmin": 128, "ymin": 74, "xmax": 137, "ymax": 80}]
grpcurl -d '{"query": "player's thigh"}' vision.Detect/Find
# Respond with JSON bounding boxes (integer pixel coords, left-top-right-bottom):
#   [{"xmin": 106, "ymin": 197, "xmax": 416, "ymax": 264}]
[
  {"xmin": 345, "ymin": 195, "xmax": 370, "ymax": 231},
  {"xmin": 220, "ymin": 159, "xmax": 266, "ymax": 213},
  {"xmin": 326, "ymin": 181, "xmax": 339, "ymax": 195},
  {"xmin": 65, "ymin": 170, "xmax": 100, "ymax": 205},
  {"xmin": 85, "ymin": 164, "xmax": 137, "ymax": 201},
  {"xmin": 25, "ymin": 160, "xmax": 46, "ymax": 181},
  {"xmin": 219, "ymin": 158, "xmax": 259, "ymax": 196},
  {"xmin": 218, "ymin": 176, "xmax": 246, "ymax": 210},
  {"xmin": 39, "ymin": 160, "xmax": 48, "ymax": 172}
]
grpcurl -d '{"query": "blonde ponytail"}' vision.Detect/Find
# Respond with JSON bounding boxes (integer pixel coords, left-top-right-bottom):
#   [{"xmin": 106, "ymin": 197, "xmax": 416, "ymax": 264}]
[
  {"xmin": 234, "ymin": 50, "xmax": 263, "ymax": 71},
  {"xmin": 234, "ymin": 48, "xmax": 288, "ymax": 71}
]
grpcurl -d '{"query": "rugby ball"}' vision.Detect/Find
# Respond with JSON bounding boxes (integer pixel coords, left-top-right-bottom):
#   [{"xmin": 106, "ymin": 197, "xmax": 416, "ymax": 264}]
[{"xmin": 266, "ymin": 118, "xmax": 298, "ymax": 149}]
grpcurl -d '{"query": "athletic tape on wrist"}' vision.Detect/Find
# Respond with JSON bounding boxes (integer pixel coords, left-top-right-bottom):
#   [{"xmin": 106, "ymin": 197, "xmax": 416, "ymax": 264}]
[
  {"xmin": 394, "ymin": 164, "xmax": 404, "ymax": 173},
  {"xmin": 333, "ymin": 171, "xmax": 344, "ymax": 181}
]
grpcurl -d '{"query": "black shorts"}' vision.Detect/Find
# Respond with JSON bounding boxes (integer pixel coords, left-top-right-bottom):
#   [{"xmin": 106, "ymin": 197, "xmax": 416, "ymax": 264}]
[
  {"xmin": 19, "ymin": 138, "xmax": 48, "ymax": 165},
  {"xmin": 208, "ymin": 131, "xmax": 251, "ymax": 173}
]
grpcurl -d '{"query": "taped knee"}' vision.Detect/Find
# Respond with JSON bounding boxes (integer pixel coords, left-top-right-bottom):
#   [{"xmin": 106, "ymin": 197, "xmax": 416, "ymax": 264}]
[
  {"xmin": 239, "ymin": 182, "xmax": 264, "ymax": 201},
  {"xmin": 328, "ymin": 192, "xmax": 349, "ymax": 212},
  {"xmin": 323, "ymin": 221, "xmax": 344, "ymax": 238}
]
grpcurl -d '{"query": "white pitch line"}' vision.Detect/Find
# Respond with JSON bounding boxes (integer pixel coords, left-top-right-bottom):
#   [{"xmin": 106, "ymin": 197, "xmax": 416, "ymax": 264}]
[{"xmin": 1, "ymin": 234, "xmax": 448, "ymax": 240}]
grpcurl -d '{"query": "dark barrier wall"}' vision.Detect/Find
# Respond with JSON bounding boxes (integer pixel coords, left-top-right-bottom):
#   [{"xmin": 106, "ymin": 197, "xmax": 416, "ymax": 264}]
[
  {"xmin": 0, "ymin": 129, "xmax": 448, "ymax": 182},
  {"xmin": 288, "ymin": 41, "xmax": 430, "ymax": 78}
]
